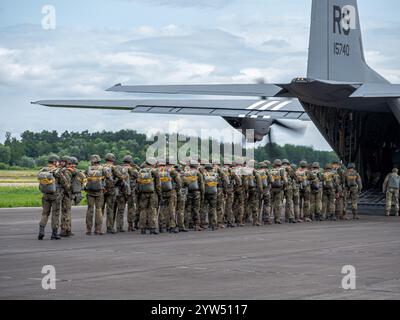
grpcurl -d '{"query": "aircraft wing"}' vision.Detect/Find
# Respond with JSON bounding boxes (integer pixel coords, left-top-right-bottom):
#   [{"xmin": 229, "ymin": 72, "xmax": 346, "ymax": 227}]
[
  {"xmin": 106, "ymin": 83, "xmax": 294, "ymax": 97},
  {"xmin": 32, "ymin": 98, "xmax": 309, "ymax": 120},
  {"xmin": 350, "ymin": 83, "xmax": 400, "ymax": 98}
]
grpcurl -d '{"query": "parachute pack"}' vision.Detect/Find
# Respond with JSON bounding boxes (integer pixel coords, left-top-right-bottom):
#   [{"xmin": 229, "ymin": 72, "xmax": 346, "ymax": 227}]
[
  {"xmin": 137, "ymin": 168, "xmax": 155, "ymax": 193},
  {"xmin": 159, "ymin": 169, "xmax": 173, "ymax": 192},
  {"xmin": 86, "ymin": 166, "xmax": 105, "ymax": 191},
  {"xmin": 204, "ymin": 171, "xmax": 218, "ymax": 195},
  {"xmin": 38, "ymin": 168, "xmax": 57, "ymax": 194},
  {"xmin": 183, "ymin": 169, "xmax": 199, "ymax": 191}
]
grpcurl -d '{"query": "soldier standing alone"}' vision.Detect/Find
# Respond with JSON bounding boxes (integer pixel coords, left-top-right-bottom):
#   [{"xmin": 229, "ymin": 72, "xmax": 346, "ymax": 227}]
[{"xmin": 382, "ymin": 168, "xmax": 400, "ymax": 216}]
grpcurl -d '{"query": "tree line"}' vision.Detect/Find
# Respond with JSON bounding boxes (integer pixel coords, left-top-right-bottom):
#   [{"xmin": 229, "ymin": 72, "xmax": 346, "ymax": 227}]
[{"xmin": 0, "ymin": 130, "xmax": 339, "ymax": 170}]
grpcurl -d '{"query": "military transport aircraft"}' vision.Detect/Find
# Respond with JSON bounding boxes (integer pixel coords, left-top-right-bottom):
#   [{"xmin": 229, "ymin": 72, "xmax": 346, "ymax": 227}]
[{"xmin": 33, "ymin": 0, "xmax": 400, "ymax": 194}]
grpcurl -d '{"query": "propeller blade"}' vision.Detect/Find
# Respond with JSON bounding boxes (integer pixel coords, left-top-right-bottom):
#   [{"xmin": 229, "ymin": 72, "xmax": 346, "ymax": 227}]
[{"xmin": 273, "ymin": 119, "xmax": 307, "ymax": 135}]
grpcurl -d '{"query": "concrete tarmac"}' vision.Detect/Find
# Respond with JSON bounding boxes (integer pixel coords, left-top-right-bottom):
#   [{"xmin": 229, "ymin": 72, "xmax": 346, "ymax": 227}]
[{"xmin": 0, "ymin": 207, "xmax": 399, "ymax": 300}]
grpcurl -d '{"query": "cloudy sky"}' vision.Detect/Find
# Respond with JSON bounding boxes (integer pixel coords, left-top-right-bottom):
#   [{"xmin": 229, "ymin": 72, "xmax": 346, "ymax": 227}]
[{"xmin": 0, "ymin": 0, "xmax": 399, "ymax": 150}]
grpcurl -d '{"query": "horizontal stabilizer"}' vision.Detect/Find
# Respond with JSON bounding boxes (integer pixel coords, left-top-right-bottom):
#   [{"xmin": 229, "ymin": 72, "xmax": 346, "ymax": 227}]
[{"xmin": 350, "ymin": 84, "xmax": 400, "ymax": 98}]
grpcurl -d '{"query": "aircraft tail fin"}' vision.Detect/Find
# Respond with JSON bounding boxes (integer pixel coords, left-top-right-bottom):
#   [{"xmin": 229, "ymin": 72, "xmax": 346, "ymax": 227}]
[{"xmin": 307, "ymin": 0, "xmax": 387, "ymax": 83}]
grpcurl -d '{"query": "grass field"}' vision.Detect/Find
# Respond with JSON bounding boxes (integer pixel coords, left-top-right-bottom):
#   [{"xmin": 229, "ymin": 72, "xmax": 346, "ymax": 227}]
[{"xmin": 0, "ymin": 170, "xmax": 87, "ymax": 208}]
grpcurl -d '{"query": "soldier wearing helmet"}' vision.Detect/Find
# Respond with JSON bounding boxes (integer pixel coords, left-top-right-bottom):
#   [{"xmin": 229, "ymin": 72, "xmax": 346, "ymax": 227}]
[
  {"xmin": 256, "ymin": 161, "xmax": 272, "ymax": 225},
  {"xmin": 344, "ymin": 163, "xmax": 363, "ymax": 219},
  {"xmin": 383, "ymin": 168, "xmax": 400, "ymax": 217},
  {"xmin": 282, "ymin": 159, "xmax": 297, "ymax": 224},
  {"xmin": 157, "ymin": 158, "xmax": 182, "ymax": 234},
  {"xmin": 85, "ymin": 155, "xmax": 112, "ymax": 235},
  {"xmin": 294, "ymin": 160, "xmax": 311, "ymax": 222},
  {"xmin": 37, "ymin": 154, "xmax": 63, "ymax": 240},
  {"xmin": 321, "ymin": 163, "xmax": 340, "ymax": 221},
  {"xmin": 242, "ymin": 160, "xmax": 263, "ymax": 227},
  {"xmin": 182, "ymin": 158, "xmax": 205, "ymax": 231},
  {"xmin": 221, "ymin": 161, "xmax": 242, "ymax": 228},
  {"xmin": 308, "ymin": 161, "xmax": 323, "ymax": 221},
  {"xmin": 268, "ymin": 159, "xmax": 288, "ymax": 224},
  {"xmin": 332, "ymin": 160, "xmax": 348, "ymax": 220},
  {"xmin": 136, "ymin": 157, "xmax": 162, "ymax": 235},
  {"xmin": 102, "ymin": 153, "xmax": 126, "ymax": 234},
  {"xmin": 115, "ymin": 155, "xmax": 139, "ymax": 233}
]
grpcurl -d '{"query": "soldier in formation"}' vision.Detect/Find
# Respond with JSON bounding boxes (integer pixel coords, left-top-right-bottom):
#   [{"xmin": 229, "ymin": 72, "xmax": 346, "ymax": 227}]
[{"xmin": 37, "ymin": 154, "xmax": 367, "ymax": 239}]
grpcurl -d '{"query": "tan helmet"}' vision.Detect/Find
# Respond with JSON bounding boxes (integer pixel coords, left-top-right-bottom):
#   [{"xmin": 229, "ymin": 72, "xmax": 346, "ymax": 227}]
[{"xmin": 105, "ymin": 153, "xmax": 116, "ymax": 162}]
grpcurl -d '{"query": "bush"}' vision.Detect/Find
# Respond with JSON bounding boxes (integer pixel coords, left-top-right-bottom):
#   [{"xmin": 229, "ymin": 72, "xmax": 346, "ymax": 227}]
[{"xmin": 0, "ymin": 162, "xmax": 10, "ymax": 170}]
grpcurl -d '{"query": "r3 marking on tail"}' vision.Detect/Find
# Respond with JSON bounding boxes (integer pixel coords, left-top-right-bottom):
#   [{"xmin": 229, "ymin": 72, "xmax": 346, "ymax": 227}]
[{"xmin": 333, "ymin": 4, "xmax": 356, "ymax": 35}]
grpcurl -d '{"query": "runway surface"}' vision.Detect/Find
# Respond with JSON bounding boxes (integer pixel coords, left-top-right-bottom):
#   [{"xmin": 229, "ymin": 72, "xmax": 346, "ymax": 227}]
[{"xmin": 0, "ymin": 207, "xmax": 399, "ymax": 300}]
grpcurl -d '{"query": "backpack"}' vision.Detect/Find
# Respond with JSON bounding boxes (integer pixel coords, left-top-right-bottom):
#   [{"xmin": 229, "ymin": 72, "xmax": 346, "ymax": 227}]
[
  {"xmin": 204, "ymin": 171, "xmax": 218, "ymax": 195},
  {"xmin": 270, "ymin": 168, "xmax": 283, "ymax": 189},
  {"xmin": 86, "ymin": 166, "xmax": 105, "ymax": 191},
  {"xmin": 183, "ymin": 169, "xmax": 200, "ymax": 191},
  {"xmin": 118, "ymin": 166, "xmax": 132, "ymax": 196},
  {"xmin": 296, "ymin": 169, "xmax": 309, "ymax": 190},
  {"xmin": 346, "ymin": 171, "xmax": 358, "ymax": 188},
  {"xmin": 323, "ymin": 172, "xmax": 334, "ymax": 190},
  {"xmin": 243, "ymin": 168, "xmax": 256, "ymax": 188},
  {"xmin": 258, "ymin": 170, "xmax": 269, "ymax": 188},
  {"xmin": 71, "ymin": 170, "xmax": 87, "ymax": 194},
  {"xmin": 309, "ymin": 170, "xmax": 321, "ymax": 192},
  {"xmin": 159, "ymin": 168, "xmax": 173, "ymax": 192},
  {"xmin": 137, "ymin": 168, "xmax": 155, "ymax": 193},
  {"xmin": 38, "ymin": 168, "xmax": 57, "ymax": 194}
]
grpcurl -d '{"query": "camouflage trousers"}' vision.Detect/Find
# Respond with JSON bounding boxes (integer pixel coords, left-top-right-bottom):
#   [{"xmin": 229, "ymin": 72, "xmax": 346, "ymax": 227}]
[
  {"xmin": 86, "ymin": 193, "xmax": 104, "ymax": 232},
  {"xmin": 298, "ymin": 188, "xmax": 311, "ymax": 218},
  {"xmin": 217, "ymin": 188, "xmax": 225, "ymax": 225},
  {"xmin": 159, "ymin": 190, "xmax": 177, "ymax": 229},
  {"xmin": 224, "ymin": 191, "xmax": 234, "ymax": 225},
  {"xmin": 270, "ymin": 188, "xmax": 284, "ymax": 221},
  {"xmin": 103, "ymin": 191, "xmax": 117, "ymax": 230},
  {"xmin": 186, "ymin": 191, "xmax": 201, "ymax": 227},
  {"xmin": 335, "ymin": 191, "xmax": 346, "ymax": 218},
  {"xmin": 246, "ymin": 188, "xmax": 260, "ymax": 225},
  {"xmin": 322, "ymin": 189, "xmax": 336, "ymax": 219},
  {"xmin": 259, "ymin": 189, "xmax": 271, "ymax": 224},
  {"xmin": 203, "ymin": 193, "xmax": 217, "ymax": 227},
  {"xmin": 385, "ymin": 187, "xmax": 399, "ymax": 215},
  {"xmin": 233, "ymin": 189, "xmax": 245, "ymax": 224},
  {"xmin": 60, "ymin": 192, "xmax": 72, "ymax": 233},
  {"xmin": 39, "ymin": 193, "xmax": 61, "ymax": 231},
  {"xmin": 177, "ymin": 192, "xmax": 187, "ymax": 229},
  {"xmin": 346, "ymin": 187, "xmax": 359, "ymax": 211},
  {"xmin": 310, "ymin": 189, "xmax": 322, "ymax": 217},
  {"xmin": 292, "ymin": 188, "xmax": 300, "ymax": 220},
  {"xmin": 138, "ymin": 192, "xmax": 159, "ymax": 229},
  {"xmin": 284, "ymin": 188, "xmax": 294, "ymax": 220},
  {"xmin": 116, "ymin": 193, "xmax": 135, "ymax": 231}
]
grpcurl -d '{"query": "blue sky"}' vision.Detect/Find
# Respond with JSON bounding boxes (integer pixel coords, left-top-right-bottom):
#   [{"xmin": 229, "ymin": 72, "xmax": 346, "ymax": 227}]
[{"xmin": 0, "ymin": 0, "xmax": 399, "ymax": 150}]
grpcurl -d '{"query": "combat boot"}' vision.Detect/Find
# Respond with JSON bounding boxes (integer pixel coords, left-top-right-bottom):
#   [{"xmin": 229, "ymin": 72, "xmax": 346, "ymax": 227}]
[
  {"xmin": 352, "ymin": 210, "xmax": 360, "ymax": 220},
  {"xmin": 38, "ymin": 225, "xmax": 45, "ymax": 240},
  {"xmin": 140, "ymin": 228, "xmax": 147, "ymax": 235},
  {"xmin": 331, "ymin": 214, "xmax": 337, "ymax": 221},
  {"xmin": 150, "ymin": 228, "xmax": 159, "ymax": 235},
  {"xmin": 128, "ymin": 223, "xmax": 134, "ymax": 232},
  {"xmin": 274, "ymin": 219, "xmax": 282, "ymax": 224},
  {"xmin": 117, "ymin": 228, "xmax": 126, "ymax": 233},
  {"xmin": 106, "ymin": 228, "xmax": 116, "ymax": 234},
  {"xmin": 171, "ymin": 227, "xmax": 179, "ymax": 234},
  {"xmin": 296, "ymin": 219, "xmax": 303, "ymax": 223},
  {"xmin": 289, "ymin": 218, "xmax": 296, "ymax": 224},
  {"xmin": 159, "ymin": 228, "xmax": 166, "ymax": 234},
  {"xmin": 385, "ymin": 211, "xmax": 390, "ymax": 217},
  {"xmin": 67, "ymin": 231, "xmax": 74, "ymax": 236},
  {"xmin": 179, "ymin": 228, "xmax": 189, "ymax": 232},
  {"xmin": 86, "ymin": 229, "xmax": 92, "ymax": 235},
  {"xmin": 304, "ymin": 217, "xmax": 312, "ymax": 223},
  {"xmin": 218, "ymin": 223, "xmax": 226, "ymax": 229},
  {"xmin": 59, "ymin": 229, "xmax": 68, "ymax": 237},
  {"xmin": 195, "ymin": 225, "xmax": 203, "ymax": 231},
  {"xmin": 51, "ymin": 229, "xmax": 61, "ymax": 240}
]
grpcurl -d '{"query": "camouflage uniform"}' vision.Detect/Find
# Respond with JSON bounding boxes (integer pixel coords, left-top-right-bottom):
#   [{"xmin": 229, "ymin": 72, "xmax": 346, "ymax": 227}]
[
  {"xmin": 158, "ymin": 164, "xmax": 181, "ymax": 233},
  {"xmin": 202, "ymin": 164, "xmax": 220, "ymax": 230},
  {"xmin": 295, "ymin": 162, "xmax": 311, "ymax": 222},
  {"xmin": 183, "ymin": 161, "xmax": 205, "ymax": 231},
  {"xmin": 103, "ymin": 153, "xmax": 125, "ymax": 233},
  {"xmin": 382, "ymin": 169, "xmax": 400, "ymax": 216},
  {"xmin": 243, "ymin": 162, "xmax": 263, "ymax": 226},
  {"xmin": 116, "ymin": 157, "xmax": 138, "ymax": 232},
  {"xmin": 291, "ymin": 164, "xmax": 303, "ymax": 223},
  {"xmin": 344, "ymin": 163, "xmax": 363, "ymax": 219},
  {"xmin": 37, "ymin": 155, "xmax": 65, "ymax": 240},
  {"xmin": 309, "ymin": 163, "xmax": 323, "ymax": 221},
  {"xmin": 137, "ymin": 160, "xmax": 161, "ymax": 234},
  {"xmin": 174, "ymin": 165, "xmax": 188, "ymax": 232},
  {"xmin": 321, "ymin": 164, "xmax": 340, "ymax": 221},
  {"xmin": 233, "ymin": 164, "xmax": 246, "ymax": 226},
  {"xmin": 60, "ymin": 160, "xmax": 75, "ymax": 236},
  {"xmin": 257, "ymin": 161, "xmax": 272, "ymax": 225},
  {"xmin": 215, "ymin": 165, "xmax": 228, "ymax": 228},
  {"xmin": 268, "ymin": 160, "xmax": 287, "ymax": 224},
  {"xmin": 282, "ymin": 159, "xmax": 296, "ymax": 223},
  {"xmin": 222, "ymin": 165, "xmax": 241, "ymax": 227},
  {"xmin": 85, "ymin": 156, "xmax": 111, "ymax": 235},
  {"xmin": 332, "ymin": 162, "xmax": 347, "ymax": 220}
]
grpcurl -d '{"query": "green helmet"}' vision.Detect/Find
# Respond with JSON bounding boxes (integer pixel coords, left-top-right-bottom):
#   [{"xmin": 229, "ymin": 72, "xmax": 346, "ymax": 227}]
[
  {"xmin": 348, "ymin": 163, "xmax": 356, "ymax": 169},
  {"xmin": 273, "ymin": 159, "xmax": 282, "ymax": 167},
  {"xmin": 325, "ymin": 163, "xmax": 333, "ymax": 170},
  {"xmin": 299, "ymin": 160, "xmax": 307, "ymax": 167},
  {"xmin": 204, "ymin": 163, "xmax": 213, "ymax": 170},
  {"xmin": 259, "ymin": 162, "xmax": 269, "ymax": 169},
  {"xmin": 123, "ymin": 155, "xmax": 133, "ymax": 164},
  {"xmin": 70, "ymin": 157, "xmax": 78, "ymax": 165},
  {"xmin": 48, "ymin": 154, "xmax": 60, "ymax": 163},
  {"xmin": 60, "ymin": 156, "xmax": 71, "ymax": 163},
  {"xmin": 105, "ymin": 153, "xmax": 116, "ymax": 162},
  {"xmin": 282, "ymin": 159, "xmax": 290, "ymax": 165},
  {"xmin": 291, "ymin": 164, "xmax": 297, "ymax": 170},
  {"xmin": 312, "ymin": 162, "xmax": 320, "ymax": 169},
  {"xmin": 264, "ymin": 160, "xmax": 271, "ymax": 166},
  {"xmin": 90, "ymin": 154, "xmax": 101, "ymax": 163}
]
